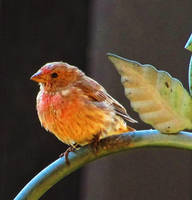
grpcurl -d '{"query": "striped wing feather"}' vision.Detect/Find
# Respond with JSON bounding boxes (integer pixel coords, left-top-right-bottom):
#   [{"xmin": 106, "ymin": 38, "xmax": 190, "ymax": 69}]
[{"xmin": 75, "ymin": 77, "xmax": 137, "ymax": 123}]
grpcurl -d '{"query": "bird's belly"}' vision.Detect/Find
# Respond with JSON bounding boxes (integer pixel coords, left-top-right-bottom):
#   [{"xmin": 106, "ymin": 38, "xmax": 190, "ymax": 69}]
[{"xmin": 37, "ymin": 92, "xmax": 113, "ymax": 145}]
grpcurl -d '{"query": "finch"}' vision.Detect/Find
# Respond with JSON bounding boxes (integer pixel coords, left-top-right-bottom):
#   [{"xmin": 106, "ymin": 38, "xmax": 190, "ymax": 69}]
[{"xmin": 31, "ymin": 62, "xmax": 137, "ymax": 161}]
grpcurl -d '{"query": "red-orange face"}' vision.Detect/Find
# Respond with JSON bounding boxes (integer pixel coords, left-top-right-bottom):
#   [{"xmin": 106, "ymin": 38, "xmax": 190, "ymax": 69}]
[{"xmin": 31, "ymin": 62, "xmax": 83, "ymax": 91}]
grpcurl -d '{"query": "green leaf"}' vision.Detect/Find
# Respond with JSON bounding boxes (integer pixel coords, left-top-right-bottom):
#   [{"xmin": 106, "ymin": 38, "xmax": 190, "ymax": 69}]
[
  {"xmin": 108, "ymin": 53, "xmax": 192, "ymax": 133},
  {"xmin": 185, "ymin": 33, "xmax": 192, "ymax": 95}
]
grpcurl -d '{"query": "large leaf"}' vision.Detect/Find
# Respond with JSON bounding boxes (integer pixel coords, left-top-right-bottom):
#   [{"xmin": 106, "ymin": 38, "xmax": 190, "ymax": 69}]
[{"xmin": 108, "ymin": 53, "xmax": 192, "ymax": 133}]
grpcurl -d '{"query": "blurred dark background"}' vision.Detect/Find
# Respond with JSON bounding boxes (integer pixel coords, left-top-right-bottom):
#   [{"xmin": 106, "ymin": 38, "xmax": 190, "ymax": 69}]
[{"xmin": 2, "ymin": 0, "xmax": 192, "ymax": 199}]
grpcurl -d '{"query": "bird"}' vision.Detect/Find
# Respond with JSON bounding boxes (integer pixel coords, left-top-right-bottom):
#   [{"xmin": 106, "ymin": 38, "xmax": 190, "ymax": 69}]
[{"xmin": 31, "ymin": 61, "xmax": 137, "ymax": 163}]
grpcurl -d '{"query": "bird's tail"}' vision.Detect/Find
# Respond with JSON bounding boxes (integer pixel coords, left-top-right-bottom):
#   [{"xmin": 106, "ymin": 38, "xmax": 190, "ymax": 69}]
[{"xmin": 105, "ymin": 116, "xmax": 135, "ymax": 138}]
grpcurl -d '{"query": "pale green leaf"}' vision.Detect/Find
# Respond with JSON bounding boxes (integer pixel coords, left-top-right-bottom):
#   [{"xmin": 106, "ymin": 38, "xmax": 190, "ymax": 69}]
[{"xmin": 108, "ymin": 53, "xmax": 192, "ymax": 133}]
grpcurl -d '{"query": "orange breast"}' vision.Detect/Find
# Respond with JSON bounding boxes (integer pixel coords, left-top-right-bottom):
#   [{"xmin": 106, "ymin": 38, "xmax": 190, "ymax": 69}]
[{"xmin": 37, "ymin": 89, "xmax": 113, "ymax": 145}]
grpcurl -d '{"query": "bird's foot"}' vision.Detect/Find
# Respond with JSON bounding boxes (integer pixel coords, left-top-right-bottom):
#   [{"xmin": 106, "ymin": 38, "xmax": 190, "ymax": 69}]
[
  {"xmin": 91, "ymin": 133, "xmax": 101, "ymax": 153},
  {"xmin": 59, "ymin": 145, "xmax": 77, "ymax": 165}
]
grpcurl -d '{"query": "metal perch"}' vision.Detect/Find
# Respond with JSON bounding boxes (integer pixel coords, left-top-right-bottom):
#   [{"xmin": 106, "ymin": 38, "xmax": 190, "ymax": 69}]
[{"xmin": 14, "ymin": 130, "xmax": 192, "ymax": 200}]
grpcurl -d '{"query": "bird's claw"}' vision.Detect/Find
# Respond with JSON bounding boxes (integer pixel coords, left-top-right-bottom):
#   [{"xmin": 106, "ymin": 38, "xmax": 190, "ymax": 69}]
[
  {"xmin": 91, "ymin": 133, "xmax": 101, "ymax": 153},
  {"xmin": 59, "ymin": 146, "xmax": 76, "ymax": 165}
]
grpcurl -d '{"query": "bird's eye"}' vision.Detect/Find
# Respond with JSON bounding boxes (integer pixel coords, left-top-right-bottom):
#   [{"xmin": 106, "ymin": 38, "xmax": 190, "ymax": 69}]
[{"xmin": 51, "ymin": 73, "xmax": 58, "ymax": 78}]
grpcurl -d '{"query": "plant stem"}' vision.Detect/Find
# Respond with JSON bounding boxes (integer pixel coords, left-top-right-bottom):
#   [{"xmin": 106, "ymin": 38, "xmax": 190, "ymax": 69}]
[{"xmin": 14, "ymin": 130, "xmax": 192, "ymax": 200}]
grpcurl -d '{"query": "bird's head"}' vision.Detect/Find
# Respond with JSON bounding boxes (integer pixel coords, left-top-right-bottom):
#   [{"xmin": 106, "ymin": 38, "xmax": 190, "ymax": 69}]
[{"xmin": 31, "ymin": 62, "xmax": 84, "ymax": 92}]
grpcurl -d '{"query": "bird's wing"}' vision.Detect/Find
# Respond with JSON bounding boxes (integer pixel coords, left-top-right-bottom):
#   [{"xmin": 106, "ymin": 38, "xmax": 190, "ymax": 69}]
[
  {"xmin": 95, "ymin": 89, "xmax": 137, "ymax": 123},
  {"xmin": 75, "ymin": 77, "xmax": 137, "ymax": 123}
]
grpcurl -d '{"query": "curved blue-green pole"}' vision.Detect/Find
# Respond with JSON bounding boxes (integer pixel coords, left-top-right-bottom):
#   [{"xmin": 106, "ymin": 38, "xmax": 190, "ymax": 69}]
[
  {"xmin": 14, "ymin": 130, "xmax": 192, "ymax": 200},
  {"xmin": 185, "ymin": 33, "xmax": 192, "ymax": 95}
]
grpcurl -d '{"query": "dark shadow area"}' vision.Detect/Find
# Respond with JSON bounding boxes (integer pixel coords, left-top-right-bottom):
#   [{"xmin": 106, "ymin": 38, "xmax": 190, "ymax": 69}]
[{"xmin": 1, "ymin": 1, "xmax": 89, "ymax": 199}]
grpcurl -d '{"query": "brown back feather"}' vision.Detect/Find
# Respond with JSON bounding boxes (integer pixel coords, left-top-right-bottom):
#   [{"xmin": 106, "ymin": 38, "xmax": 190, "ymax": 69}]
[{"xmin": 74, "ymin": 76, "xmax": 137, "ymax": 123}]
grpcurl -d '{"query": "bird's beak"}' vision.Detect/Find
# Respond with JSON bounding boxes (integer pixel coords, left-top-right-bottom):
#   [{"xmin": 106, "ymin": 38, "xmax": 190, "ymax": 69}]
[{"xmin": 30, "ymin": 71, "xmax": 46, "ymax": 83}]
